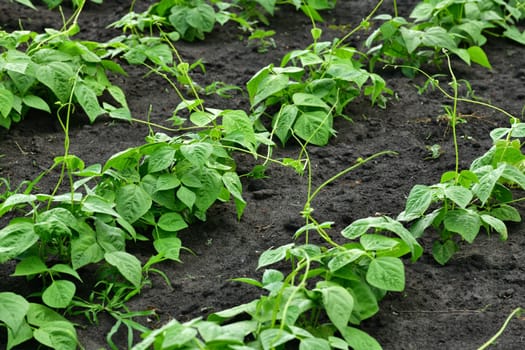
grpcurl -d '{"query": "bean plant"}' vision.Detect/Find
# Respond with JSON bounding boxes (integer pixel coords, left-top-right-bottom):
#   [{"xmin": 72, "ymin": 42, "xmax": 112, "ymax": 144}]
[
  {"xmin": 111, "ymin": 0, "xmax": 337, "ymax": 42},
  {"xmin": 366, "ymin": 0, "xmax": 525, "ymax": 76},
  {"xmin": 0, "ymin": 24, "xmax": 130, "ymax": 128},
  {"xmin": 247, "ymin": 30, "xmax": 391, "ymax": 146}
]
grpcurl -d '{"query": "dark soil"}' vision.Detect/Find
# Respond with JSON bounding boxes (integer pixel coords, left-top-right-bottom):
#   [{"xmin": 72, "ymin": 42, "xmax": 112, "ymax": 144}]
[{"xmin": 1, "ymin": 1, "xmax": 525, "ymax": 349}]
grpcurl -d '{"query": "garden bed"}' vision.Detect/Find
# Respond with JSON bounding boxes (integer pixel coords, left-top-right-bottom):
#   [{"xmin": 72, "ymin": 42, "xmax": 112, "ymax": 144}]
[{"xmin": 0, "ymin": 0, "xmax": 524, "ymax": 349}]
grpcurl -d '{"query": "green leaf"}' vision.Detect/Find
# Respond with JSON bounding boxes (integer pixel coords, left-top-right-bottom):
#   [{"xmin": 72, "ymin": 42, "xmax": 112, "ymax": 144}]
[
  {"xmin": 258, "ymin": 243, "xmax": 294, "ymax": 269},
  {"xmin": 153, "ymin": 237, "xmax": 182, "ymax": 261},
  {"xmin": 444, "ymin": 209, "xmax": 481, "ymax": 243},
  {"xmin": 14, "ymin": 0, "xmax": 36, "ymax": 9},
  {"xmin": 360, "ymin": 234, "xmax": 399, "ymax": 251},
  {"xmin": 490, "ymin": 204, "xmax": 521, "ymax": 222},
  {"xmin": 467, "ymin": 46, "xmax": 491, "ymax": 69},
  {"xmin": 397, "ymin": 184, "xmax": 433, "ymax": 221},
  {"xmin": 273, "ymin": 104, "xmax": 298, "ymax": 145},
  {"xmin": 340, "ymin": 326, "xmax": 382, "ymax": 350},
  {"xmin": 0, "ymin": 222, "xmax": 38, "ymax": 263},
  {"xmin": 36, "ymin": 62, "xmax": 74, "ymax": 102},
  {"xmin": 190, "ymin": 111, "xmax": 216, "ymax": 126},
  {"xmin": 160, "ymin": 323, "xmax": 198, "ymax": 348},
  {"xmin": 157, "ymin": 212, "xmax": 188, "ymax": 232},
  {"xmin": 12, "ymin": 255, "xmax": 48, "ymax": 277},
  {"xmin": 472, "ymin": 165, "xmax": 505, "ymax": 205},
  {"xmin": 259, "ymin": 329, "xmax": 295, "ymax": 350},
  {"xmin": 0, "ymin": 88, "xmax": 14, "ymax": 118},
  {"xmin": 22, "ymin": 95, "xmax": 51, "ymax": 113},
  {"xmin": 247, "ymin": 66, "xmax": 289, "ymax": 107},
  {"xmin": 74, "ymin": 81, "xmax": 105, "ymax": 122},
  {"xmin": 327, "ymin": 248, "xmax": 366, "ymax": 272},
  {"xmin": 342, "ymin": 216, "xmax": 422, "ymax": 262},
  {"xmin": 222, "ymin": 172, "xmax": 245, "ymax": 206},
  {"xmin": 115, "ymin": 184, "xmax": 152, "ymax": 223},
  {"xmin": 180, "ymin": 143, "xmax": 213, "ymax": 167},
  {"xmin": 104, "ymin": 251, "xmax": 142, "ymax": 288},
  {"xmin": 42, "ymin": 280, "xmax": 76, "ymax": 309},
  {"xmin": 33, "ymin": 320, "xmax": 78, "ymax": 350},
  {"xmin": 222, "ymin": 110, "xmax": 258, "ymax": 153},
  {"xmin": 366, "ymin": 256, "xmax": 405, "ymax": 291},
  {"xmin": 95, "ymin": 219, "xmax": 126, "ymax": 253},
  {"xmin": 502, "ymin": 164, "xmax": 525, "ymax": 190},
  {"xmin": 444, "ymin": 185, "xmax": 473, "ymax": 208},
  {"xmin": 186, "ymin": 3, "xmax": 216, "ymax": 33},
  {"xmin": 0, "ymin": 292, "xmax": 29, "ymax": 336},
  {"xmin": 27, "ymin": 303, "xmax": 68, "ymax": 326},
  {"xmin": 176, "ymin": 186, "xmax": 196, "ymax": 209},
  {"xmin": 300, "ymin": 337, "xmax": 331, "ymax": 350},
  {"xmin": 82, "ymin": 195, "xmax": 119, "ymax": 217},
  {"xmin": 293, "ymin": 110, "xmax": 334, "ymax": 146},
  {"xmin": 70, "ymin": 224, "xmax": 104, "ymax": 269},
  {"xmin": 156, "ymin": 173, "xmax": 181, "ymax": 191},
  {"xmin": 292, "ymin": 92, "xmax": 330, "ymax": 110},
  {"xmin": 432, "ymin": 239, "xmax": 458, "ymax": 265},
  {"xmin": 319, "ymin": 284, "xmax": 353, "ymax": 333},
  {"xmin": 148, "ymin": 145, "xmax": 175, "ymax": 173},
  {"xmin": 503, "ymin": 26, "xmax": 525, "ymax": 45},
  {"xmin": 49, "ymin": 264, "xmax": 82, "ymax": 282},
  {"xmin": 194, "ymin": 168, "xmax": 222, "ymax": 214},
  {"xmin": 480, "ymin": 214, "xmax": 507, "ymax": 240}
]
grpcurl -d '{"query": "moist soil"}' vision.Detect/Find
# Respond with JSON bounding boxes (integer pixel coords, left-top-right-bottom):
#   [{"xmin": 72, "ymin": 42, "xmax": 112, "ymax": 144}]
[{"xmin": 1, "ymin": 1, "xmax": 525, "ymax": 349}]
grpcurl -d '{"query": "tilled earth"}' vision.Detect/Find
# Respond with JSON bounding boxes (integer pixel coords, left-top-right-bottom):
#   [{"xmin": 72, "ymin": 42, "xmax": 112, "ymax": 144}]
[{"xmin": 0, "ymin": 1, "xmax": 524, "ymax": 349}]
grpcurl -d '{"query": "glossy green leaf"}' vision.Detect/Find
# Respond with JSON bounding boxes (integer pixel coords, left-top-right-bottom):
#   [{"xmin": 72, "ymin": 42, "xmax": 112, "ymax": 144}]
[
  {"xmin": 115, "ymin": 184, "xmax": 152, "ymax": 223},
  {"xmin": 42, "ymin": 280, "xmax": 76, "ymax": 309},
  {"xmin": 105, "ymin": 251, "xmax": 142, "ymax": 288},
  {"xmin": 481, "ymin": 214, "xmax": 507, "ymax": 240},
  {"xmin": 472, "ymin": 165, "xmax": 505, "ymax": 205},
  {"xmin": 153, "ymin": 236, "xmax": 182, "ymax": 261},
  {"xmin": 186, "ymin": 3, "xmax": 216, "ymax": 33},
  {"xmin": 467, "ymin": 46, "xmax": 491, "ymax": 69},
  {"xmin": 156, "ymin": 173, "xmax": 181, "ymax": 191},
  {"xmin": 177, "ymin": 186, "xmax": 196, "ymax": 209},
  {"xmin": 247, "ymin": 66, "xmax": 289, "ymax": 107},
  {"xmin": 0, "ymin": 88, "xmax": 14, "ymax": 118},
  {"xmin": 12, "ymin": 255, "xmax": 48, "ymax": 277},
  {"xmin": 0, "ymin": 222, "xmax": 38, "ymax": 263},
  {"xmin": 36, "ymin": 62, "xmax": 74, "ymax": 102},
  {"xmin": 148, "ymin": 145, "xmax": 175, "ymax": 173},
  {"xmin": 490, "ymin": 204, "xmax": 521, "ymax": 222},
  {"xmin": 33, "ymin": 320, "xmax": 78, "ymax": 350},
  {"xmin": 444, "ymin": 209, "xmax": 481, "ymax": 243},
  {"xmin": 22, "ymin": 95, "xmax": 50, "ymax": 113},
  {"xmin": 432, "ymin": 239, "xmax": 458, "ymax": 265},
  {"xmin": 157, "ymin": 212, "xmax": 188, "ymax": 232},
  {"xmin": 259, "ymin": 329, "xmax": 295, "ymax": 350},
  {"xmin": 293, "ymin": 110, "xmax": 334, "ymax": 146},
  {"xmin": 258, "ymin": 243, "xmax": 294, "ymax": 269},
  {"xmin": 180, "ymin": 142, "xmax": 213, "ymax": 167},
  {"xmin": 70, "ymin": 224, "xmax": 104, "ymax": 269},
  {"xmin": 340, "ymin": 326, "xmax": 382, "ymax": 350},
  {"xmin": 292, "ymin": 92, "xmax": 330, "ymax": 110},
  {"xmin": 0, "ymin": 292, "xmax": 29, "ymax": 336},
  {"xmin": 300, "ymin": 337, "xmax": 331, "ymax": 350},
  {"xmin": 273, "ymin": 104, "xmax": 298, "ymax": 145},
  {"xmin": 74, "ymin": 81, "xmax": 104, "ymax": 122},
  {"xmin": 444, "ymin": 185, "xmax": 473, "ymax": 208},
  {"xmin": 360, "ymin": 234, "xmax": 399, "ymax": 251},
  {"xmin": 95, "ymin": 219, "xmax": 126, "ymax": 253},
  {"xmin": 319, "ymin": 284, "xmax": 353, "ymax": 333},
  {"xmin": 366, "ymin": 256, "xmax": 405, "ymax": 291},
  {"xmin": 398, "ymin": 184, "xmax": 433, "ymax": 221}
]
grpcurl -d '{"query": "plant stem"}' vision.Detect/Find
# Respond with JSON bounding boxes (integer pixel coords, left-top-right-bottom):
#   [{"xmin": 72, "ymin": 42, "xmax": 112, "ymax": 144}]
[
  {"xmin": 445, "ymin": 52, "xmax": 460, "ymax": 181},
  {"xmin": 477, "ymin": 307, "xmax": 523, "ymax": 350}
]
